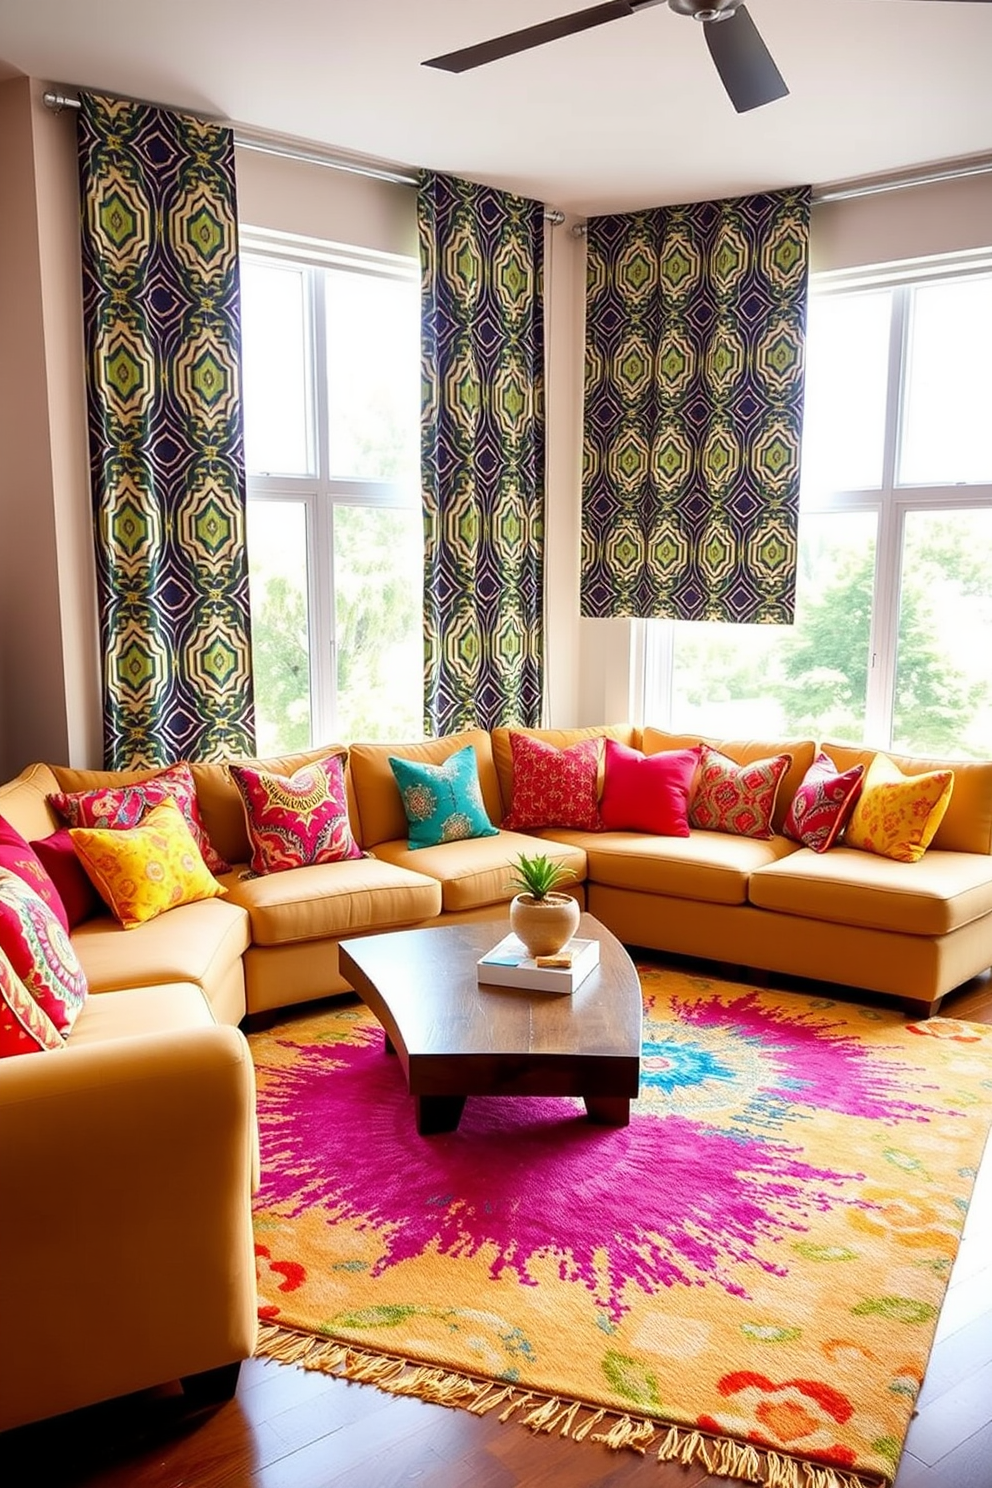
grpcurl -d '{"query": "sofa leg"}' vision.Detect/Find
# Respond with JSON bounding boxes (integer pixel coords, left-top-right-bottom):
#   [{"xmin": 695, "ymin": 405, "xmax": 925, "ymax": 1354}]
[{"xmin": 180, "ymin": 1360, "xmax": 242, "ymax": 1408}]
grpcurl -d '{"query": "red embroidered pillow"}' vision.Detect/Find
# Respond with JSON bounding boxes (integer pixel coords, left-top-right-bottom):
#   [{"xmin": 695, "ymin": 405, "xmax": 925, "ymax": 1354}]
[
  {"xmin": 689, "ymin": 745, "xmax": 792, "ymax": 840},
  {"xmin": 501, "ymin": 733, "xmax": 603, "ymax": 833},
  {"xmin": 783, "ymin": 752, "xmax": 865, "ymax": 853},
  {"xmin": 0, "ymin": 945, "xmax": 64, "ymax": 1058},
  {"xmin": 0, "ymin": 869, "xmax": 88, "ymax": 1035},
  {"xmin": 600, "ymin": 740, "xmax": 701, "ymax": 837},
  {"xmin": 48, "ymin": 762, "xmax": 229, "ymax": 875},
  {"xmin": 31, "ymin": 829, "xmax": 104, "ymax": 928},
  {"xmin": 229, "ymin": 753, "xmax": 363, "ymax": 875},
  {"xmin": 0, "ymin": 813, "xmax": 69, "ymax": 932}
]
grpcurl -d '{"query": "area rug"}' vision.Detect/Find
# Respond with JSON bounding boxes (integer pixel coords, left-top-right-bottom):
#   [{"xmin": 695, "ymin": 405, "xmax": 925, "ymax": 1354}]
[{"xmin": 250, "ymin": 966, "xmax": 992, "ymax": 1488}]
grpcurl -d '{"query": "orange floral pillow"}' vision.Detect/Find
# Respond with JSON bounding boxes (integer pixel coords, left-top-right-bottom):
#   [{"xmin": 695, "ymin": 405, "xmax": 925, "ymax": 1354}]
[
  {"xmin": 70, "ymin": 799, "xmax": 226, "ymax": 929},
  {"xmin": 844, "ymin": 753, "xmax": 954, "ymax": 863}
]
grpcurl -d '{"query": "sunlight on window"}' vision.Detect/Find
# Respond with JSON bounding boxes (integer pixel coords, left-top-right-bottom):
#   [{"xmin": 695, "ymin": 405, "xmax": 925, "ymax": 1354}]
[
  {"xmin": 325, "ymin": 271, "xmax": 420, "ymax": 483},
  {"xmin": 899, "ymin": 279, "xmax": 992, "ymax": 486},
  {"xmin": 800, "ymin": 291, "xmax": 890, "ymax": 495},
  {"xmin": 246, "ymin": 500, "xmax": 312, "ymax": 755},
  {"xmin": 241, "ymin": 263, "xmax": 312, "ymax": 477}
]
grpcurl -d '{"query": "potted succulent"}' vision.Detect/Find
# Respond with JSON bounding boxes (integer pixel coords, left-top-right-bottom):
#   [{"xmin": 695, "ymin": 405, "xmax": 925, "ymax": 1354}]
[{"xmin": 506, "ymin": 852, "xmax": 580, "ymax": 958}]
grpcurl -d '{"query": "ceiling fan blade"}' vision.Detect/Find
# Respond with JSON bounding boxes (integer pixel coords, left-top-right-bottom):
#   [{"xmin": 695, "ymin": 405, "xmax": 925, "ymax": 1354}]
[
  {"xmin": 703, "ymin": 4, "xmax": 788, "ymax": 114},
  {"xmin": 423, "ymin": 0, "xmax": 635, "ymax": 73}
]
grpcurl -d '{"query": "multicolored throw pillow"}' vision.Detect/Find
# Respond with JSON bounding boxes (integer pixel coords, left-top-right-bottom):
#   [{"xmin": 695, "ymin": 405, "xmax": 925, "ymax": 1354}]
[
  {"xmin": 599, "ymin": 740, "xmax": 701, "ymax": 837},
  {"xmin": 501, "ymin": 733, "xmax": 603, "ymax": 833},
  {"xmin": 229, "ymin": 753, "xmax": 363, "ymax": 875},
  {"xmin": 389, "ymin": 745, "xmax": 499, "ymax": 850},
  {"xmin": 70, "ymin": 799, "xmax": 227, "ymax": 928},
  {"xmin": 783, "ymin": 752, "xmax": 865, "ymax": 853},
  {"xmin": 48, "ymin": 762, "xmax": 229, "ymax": 875},
  {"xmin": 0, "ymin": 813, "xmax": 70, "ymax": 931},
  {"xmin": 0, "ymin": 945, "xmax": 65, "ymax": 1058},
  {"xmin": 845, "ymin": 753, "xmax": 954, "ymax": 864},
  {"xmin": 689, "ymin": 745, "xmax": 792, "ymax": 840},
  {"xmin": 0, "ymin": 869, "xmax": 88, "ymax": 1034}
]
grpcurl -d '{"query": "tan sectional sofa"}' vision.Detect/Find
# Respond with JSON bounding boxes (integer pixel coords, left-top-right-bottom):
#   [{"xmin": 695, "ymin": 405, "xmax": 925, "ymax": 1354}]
[{"xmin": 2, "ymin": 722, "xmax": 991, "ymax": 1430}]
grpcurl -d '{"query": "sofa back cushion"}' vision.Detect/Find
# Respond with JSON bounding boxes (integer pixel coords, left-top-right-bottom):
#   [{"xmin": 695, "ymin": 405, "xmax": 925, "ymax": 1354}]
[
  {"xmin": 822, "ymin": 742, "xmax": 992, "ymax": 856},
  {"xmin": 350, "ymin": 731, "xmax": 502, "ymax": 849},
  {"xmin": 190, "ymin": 746, "xmax": 355, "ymax": 867},
  {"xmin": 491, "ymin": 725, "xmax": 637, "ymax": 821},
  {"xmin": 0, "ymin": 764, "xmax": 63, "ymax": 843},
  {"xmin": 640, "ymin": 729, "xmax": 817, "ymax": 836}
]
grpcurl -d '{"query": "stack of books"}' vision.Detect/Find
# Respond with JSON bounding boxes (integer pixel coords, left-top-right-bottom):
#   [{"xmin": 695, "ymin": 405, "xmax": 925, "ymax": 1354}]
[{"xmin": 476, "ymin": 933, "xmax": 600, "ymax": 994}]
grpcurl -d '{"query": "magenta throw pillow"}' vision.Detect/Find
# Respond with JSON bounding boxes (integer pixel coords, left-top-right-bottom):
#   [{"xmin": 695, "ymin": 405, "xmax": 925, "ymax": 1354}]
[
  {"xmin": 48, "ymin": 762, "xmax": 229, "ymax": 875},
  {"xmin": 783, "ymin": 752, "xmax": 865, "ymax": 853},
  {"xmin": 501, "ymin": 733, "xmax": 603, "ymax": 833},
  {"xmin": 0, "ymin": 945, "xmax": 65, "ymax": 1057},
  {"xmin": 600, "ymin": 740, "xmax": 701, "ymax": 836},
  {"xmin": 32, "ymin": 828, "xmax": 106, "ymax": 928},
  {"xmin": 229, "ymin": 753, "xmax": 363, "ymax": 875},
  {"xmin": 0, "ymin": 813, "xmax": 69, "ymax": 932},
  {"xmin": 689, "ymin": 745, "xmax": 792, "ymax": 840},
  {"xmin": 0, "ymin": 869, "xmax": 88, "ymax": 1034}
]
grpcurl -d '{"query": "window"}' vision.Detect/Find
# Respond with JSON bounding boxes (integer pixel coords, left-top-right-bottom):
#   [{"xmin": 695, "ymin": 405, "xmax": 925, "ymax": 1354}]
[
  {"xmin": 240, "ymin": 237, "xmax": 423, "ymax": 754},
  {"xmin": 644, "ymin": 263, "xmax": 992, "ymax": 759}
]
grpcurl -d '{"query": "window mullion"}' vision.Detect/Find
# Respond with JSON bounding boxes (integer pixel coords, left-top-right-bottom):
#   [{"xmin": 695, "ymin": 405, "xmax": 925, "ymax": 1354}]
[{"xmin": 308, "ymin": 268, "xmax": 337, "ymax": 744}]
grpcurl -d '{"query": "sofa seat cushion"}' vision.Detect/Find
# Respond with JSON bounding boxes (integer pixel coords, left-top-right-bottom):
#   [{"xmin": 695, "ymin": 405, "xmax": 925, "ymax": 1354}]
[
  {"xmin": 66, "ymin": 983, "xmax": 215, "ymax": 1047},
  {"xmin": 545, "ymin": 828, "xmax": 799, "ymax": 906},
  {"xmin": 371, "ymin": 831, "xmax": 586, "ymax": 914},
  {"xmin": 748, "ymin": 846, "xmax": 992, "ymax": 936},
  {"xmin": 71, "ymin": 898, "xmax": 250, "ymax": 994},
  {"xmin": 222, "ymin": 858, "xmax": 442, "ymax": 947}
]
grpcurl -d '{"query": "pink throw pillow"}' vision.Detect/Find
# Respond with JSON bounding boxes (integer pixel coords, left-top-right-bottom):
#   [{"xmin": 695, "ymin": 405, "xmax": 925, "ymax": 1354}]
[
  {"xmin": 501, "ymin": 733, "xmax": 603, "ymax": 833},
  {"xmin": 783, "ymin": 752, "xmax": 865, "ymax": 853},
  {"xmin": 0, "ymin": 870, "xmax": 88, "ymax": 1035},
  {"xmin": 0, "ymin": 945, "xmax": 64, "ymax": 1057},
  {"xmin": 48, "ymin": 762, "xmax": 229, "ymax": 875},
  {"xmin": 689, "ymin": 744, "xmax": 792, "ymax": 840},
  {"xmin": 229, "ymin": 753, "xmax": 363, "ymax": 875},
  {"xmin": 600, "ymin": 740, "xmax": 701, "ymax": 836},
  {"xmin": 31, "ymin": 829, "xmax": 104, "ymax": 928},
  {"xmin": 0, "ymin": 814, "xmax": 69, "ymax": 932}
]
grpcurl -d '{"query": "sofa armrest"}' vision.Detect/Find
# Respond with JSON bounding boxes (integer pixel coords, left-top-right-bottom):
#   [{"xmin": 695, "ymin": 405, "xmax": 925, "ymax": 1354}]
[{"xmin": 0, "ymin": 1026, "xmax": 259, "ymax": 1430}]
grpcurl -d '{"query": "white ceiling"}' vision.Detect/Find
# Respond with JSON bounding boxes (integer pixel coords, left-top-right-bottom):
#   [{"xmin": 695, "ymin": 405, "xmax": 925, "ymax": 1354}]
[{"xmin": 1, "ymin": 0, "xmax": 991, "ymax": 214}]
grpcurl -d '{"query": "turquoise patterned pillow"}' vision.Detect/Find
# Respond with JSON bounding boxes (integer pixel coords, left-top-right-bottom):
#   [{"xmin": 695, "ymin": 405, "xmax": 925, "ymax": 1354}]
[{"xmin": 389, "ymin": 746, "xmax": 499, "ymax": 849}]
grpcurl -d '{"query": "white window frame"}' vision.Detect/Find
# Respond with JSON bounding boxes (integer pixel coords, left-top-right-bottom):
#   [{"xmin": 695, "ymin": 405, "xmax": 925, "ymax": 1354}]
[
  {"xmin": 642, "ymin": 251, "xmax": 992, "ymax": 748},
  {"xmin": 240, "ymin": 227, "xmax": 421, "ymax": 745}
]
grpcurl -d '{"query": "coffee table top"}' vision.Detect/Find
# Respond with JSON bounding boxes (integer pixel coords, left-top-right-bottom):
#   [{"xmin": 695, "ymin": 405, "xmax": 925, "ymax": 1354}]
[{"xmin": 337, "ymin": 914, "xmax": 642, "ymax": 1099}]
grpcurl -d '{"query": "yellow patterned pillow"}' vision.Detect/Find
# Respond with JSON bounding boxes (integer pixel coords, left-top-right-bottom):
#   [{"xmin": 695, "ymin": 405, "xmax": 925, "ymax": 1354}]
[
  {"xmin": 845, "ymin": 753, "xmax": 954, "ymax": 863},
  {"xmin": 70, "ymin": 799, "xmax": 226, "ymax": 928}
]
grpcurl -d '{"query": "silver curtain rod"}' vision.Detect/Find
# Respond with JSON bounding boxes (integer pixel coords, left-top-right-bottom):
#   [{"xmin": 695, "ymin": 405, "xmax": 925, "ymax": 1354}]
[{"xmin": 42, "ymin": 89, "xmax": 566, "ymax": 223}]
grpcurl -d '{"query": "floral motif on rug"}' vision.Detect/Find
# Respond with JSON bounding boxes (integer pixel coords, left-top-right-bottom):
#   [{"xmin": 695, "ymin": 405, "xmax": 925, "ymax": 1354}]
[{"xmin": 250, "ymin": 966, "xmax": 992, "ymax": 1488}]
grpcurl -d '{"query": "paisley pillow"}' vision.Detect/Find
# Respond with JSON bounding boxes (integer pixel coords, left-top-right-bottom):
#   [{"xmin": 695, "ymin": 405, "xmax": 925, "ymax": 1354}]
[
  {"xmin": 689, "ymin": 745, "xmax": 792, "ymax": 840},
  {"xmin": 0, "ymin": 869, "xmax": 88, "ymax": 1034},
  {"xmin": 229, "ymin": 752, "xmax": 363, "ymax": 875},
  {"xmin": 389, "ymin": 745, "xmax": 499, "ymax": 849},
  {"xmin": 845, "ymin": 753, "xmax": 954, "ymax": 863},
  {"xmin": 501, "ymin": 733, "xmax": 603, "ymax": 832},
  {"xmin": 70, "ymin": 799, "xmax": 227, "ymax": 928},
  {"xmin": 783, "ymin": 752, "xmax": 865, "ymax": 853},
  {"xmin": 48, "ymin": 762, "xmax": 229, "ymax": 875},
  {"xmin": 0, "ymin": 945, "xmax": 65, "ymax": 1057}
]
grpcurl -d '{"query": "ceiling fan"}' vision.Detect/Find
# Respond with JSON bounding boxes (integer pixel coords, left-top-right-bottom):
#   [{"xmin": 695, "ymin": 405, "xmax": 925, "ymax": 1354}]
[{"xmin": 423, "ymin": 0, "xmax": 990, "ymax": 116}]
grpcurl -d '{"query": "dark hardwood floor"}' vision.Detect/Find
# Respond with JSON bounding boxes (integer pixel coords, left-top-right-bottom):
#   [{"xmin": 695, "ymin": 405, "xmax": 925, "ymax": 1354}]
[{"xmin": 5, "ymin": 961, "xmax": 991, "ymax": 1488}]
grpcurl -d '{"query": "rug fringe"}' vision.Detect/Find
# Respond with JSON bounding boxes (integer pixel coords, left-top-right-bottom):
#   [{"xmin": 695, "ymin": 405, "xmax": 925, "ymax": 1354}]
[{"xmin": 255, "ymin": 1323, "xmax": 888, "ymax": 1488}]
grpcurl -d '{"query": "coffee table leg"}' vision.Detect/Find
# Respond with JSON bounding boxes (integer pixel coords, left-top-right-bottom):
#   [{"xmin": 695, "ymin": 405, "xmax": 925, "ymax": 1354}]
[
  {"xmin": 416, "ymin": 1094, "xmax": 467, "ymax": 1135},
  {"xmin": 584, "ymin": 1095, "xmax": 630, "ymax": 1127}
]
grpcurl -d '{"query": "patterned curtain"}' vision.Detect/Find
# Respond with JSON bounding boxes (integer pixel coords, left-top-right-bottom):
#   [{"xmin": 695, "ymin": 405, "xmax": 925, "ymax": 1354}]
[
  {"xmin": 419, "ymin": 171, "xmax": 545, "ymax": 735},
  {"xmin": 582, "ymin": 186, "xmax": 811, "ymax": 623},
  {"xmin": 77, "ymin": 92, "xmax": 254, "ymax": 768}
]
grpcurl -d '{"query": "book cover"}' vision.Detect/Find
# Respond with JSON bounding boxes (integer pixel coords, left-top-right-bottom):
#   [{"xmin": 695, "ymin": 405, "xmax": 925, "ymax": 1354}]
[{"xmin": 477, "ymin": 934, "xmax": 600, "ymax": 994}]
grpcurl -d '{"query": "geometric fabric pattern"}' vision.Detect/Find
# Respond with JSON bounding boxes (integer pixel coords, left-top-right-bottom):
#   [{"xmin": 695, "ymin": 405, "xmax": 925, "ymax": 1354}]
[
  {"xmin": 689, "ymin": 744, "xmax": 793, "ymax": 839},
  {"xmin": 582, "ymin": 186, "xmax": 811, "ymax": 623},
  {"xmin": 419, "ymin": 171, "xmax": 545, "ymax": 734},
  {"xmin": 76, "ymin": 92, "xmax": 255, "ymax": 768}
]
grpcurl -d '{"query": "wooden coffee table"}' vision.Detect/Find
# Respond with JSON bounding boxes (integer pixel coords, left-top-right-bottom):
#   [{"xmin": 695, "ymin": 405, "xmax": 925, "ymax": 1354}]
[{"xmin": 338, "ymin": 913, "xmax": 642, "ymax": 1135}]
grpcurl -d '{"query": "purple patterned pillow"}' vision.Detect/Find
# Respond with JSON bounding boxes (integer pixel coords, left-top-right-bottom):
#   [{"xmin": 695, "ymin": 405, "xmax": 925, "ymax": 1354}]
[{"xmin": 229, "ymin": 753, "xmax": 364, "ymax": 875}]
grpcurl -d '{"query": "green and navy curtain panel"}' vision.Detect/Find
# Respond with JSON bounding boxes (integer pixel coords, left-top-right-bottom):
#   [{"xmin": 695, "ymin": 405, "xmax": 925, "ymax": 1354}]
[
  {"xmin": 582, "ymin": 186, "xmax": 811, "ymax": 623},
  {"xmin": 77, "ymin": 92, "xmax": 254, "ymax": 769},
  {"xmin": 419, "ymin": 170, "xmax": 545, "ymax": 735}
]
